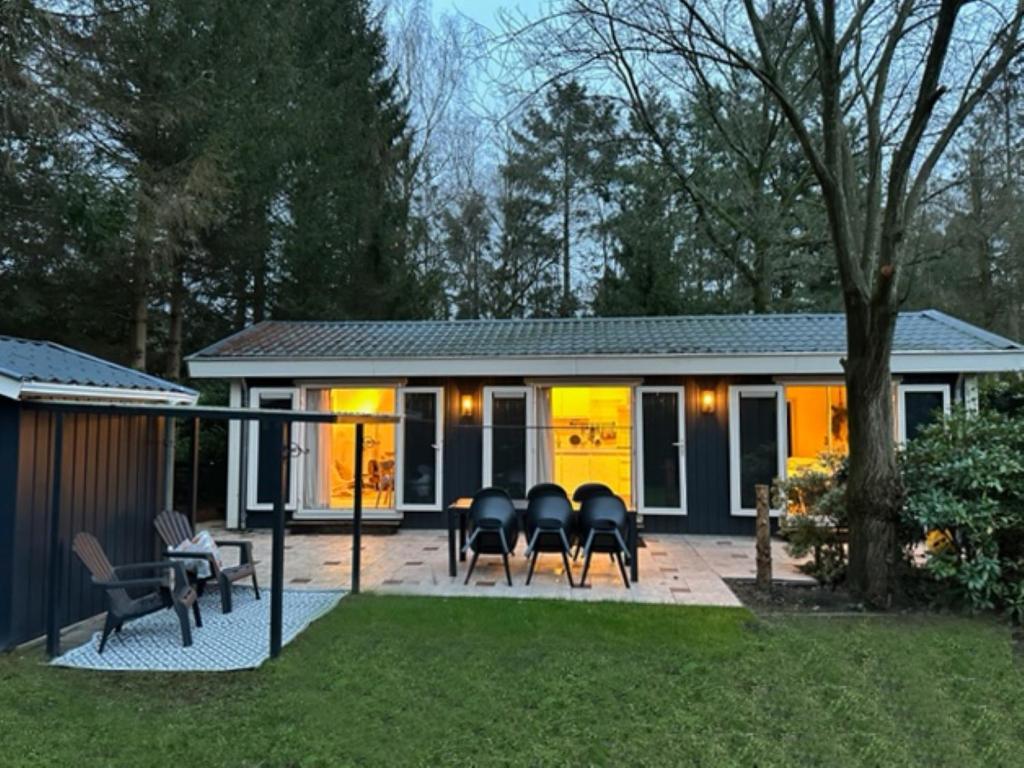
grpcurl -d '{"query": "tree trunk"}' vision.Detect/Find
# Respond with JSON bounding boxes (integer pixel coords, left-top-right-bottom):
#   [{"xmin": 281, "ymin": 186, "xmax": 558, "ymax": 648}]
[
  {"xmin": 561, "ymin": 165, "xmax": 571, "ymax": 316},
  {"xmin": 751, "ymin": 238, "xmax": 770, "ymax": 312},
  {"xmin": 253, "ymin": 248, "xmax": 266, "ymax": 322},
  {"xmin": 129, "ymin": 237, "xmax": 151, "ymax": 371},
  {"xmin": 165, "ymin": 256, "xmax": 185, "ymax": 381},
  {"xmin": 843, "ymin": 298, "xmax": 904, "ymax": 606}
]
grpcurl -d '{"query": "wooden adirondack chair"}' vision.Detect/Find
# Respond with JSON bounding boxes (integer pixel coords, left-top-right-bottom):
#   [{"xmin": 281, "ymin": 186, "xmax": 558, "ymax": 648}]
[
  {"xmin": 154, "ymin": 510, "xmax": 259, "ymax": 614},
  {"xmin": 72, "ymin": 532, "xmax": 201, "ymax": 653}
]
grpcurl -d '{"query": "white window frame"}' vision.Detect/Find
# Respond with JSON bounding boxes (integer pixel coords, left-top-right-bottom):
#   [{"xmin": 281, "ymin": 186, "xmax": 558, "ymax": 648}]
[
  {"xmin": 634, "ymin": 385, "xmax": 687, "ymax": 515},
  {"xmin": 728, "ymin": 385, "xmax": 786, "ymax": 517},
  {"xmin": 396, "ymin": 386, "xmax": 444, "ymax": 511},
  {"xmin": 482, "ymin": 386, "xmax": 536, "ymax": 497},
  {"xmin": 897, "ymin": 383, "xmax": 951, "ymax": 444},
  {"xmin": 246, "ymin": 386, "xmax": 300, "ymax": 511}
]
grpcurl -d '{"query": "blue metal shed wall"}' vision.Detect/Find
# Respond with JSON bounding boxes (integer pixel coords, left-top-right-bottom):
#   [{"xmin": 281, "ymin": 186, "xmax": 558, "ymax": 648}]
[
  {"xmin": 0, "ymin": 401, "xmax": 19, "ymax": 648},
  {"xmin": 0, "ymin": 406, "xmax": 165, "ymax": 650}
]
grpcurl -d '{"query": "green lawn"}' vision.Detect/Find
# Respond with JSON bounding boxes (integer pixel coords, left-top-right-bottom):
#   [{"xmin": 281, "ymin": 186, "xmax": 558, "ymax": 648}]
[{"xmin": 1, "ymin": 596, "xmax": 1021, "ymax": 767}]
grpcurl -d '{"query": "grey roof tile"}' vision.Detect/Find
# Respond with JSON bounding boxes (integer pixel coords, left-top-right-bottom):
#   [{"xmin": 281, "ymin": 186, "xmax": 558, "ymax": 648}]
[
  {"xmin": 0, "ymin": 336, "xmax": 197, "ymax": 395},
  {"xmin": 189, "ymin": 310, "xmax": 1022, "ymax": 361}
]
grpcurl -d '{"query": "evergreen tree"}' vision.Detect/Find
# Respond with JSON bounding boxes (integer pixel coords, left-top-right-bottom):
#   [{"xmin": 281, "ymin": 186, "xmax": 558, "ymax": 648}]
[{"xmin": 502, "ymin": 81, "xmax": 618, "ymax": 315}]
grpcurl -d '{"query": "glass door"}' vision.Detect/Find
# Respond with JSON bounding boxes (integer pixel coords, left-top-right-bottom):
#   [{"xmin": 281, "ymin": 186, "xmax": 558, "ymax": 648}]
[
  {"xmin": 483, "ymin": 387, "xmax": 534, "ymax": 499},
  {"xmin": 247, "ymin": 387, "xmax": 300, "ymax": 510},
  {"xmin": 398, "ymin": 387, "xmax": 443, "ymax": 509},
  {"xmin": 636, "ymin": 386, "xmax": 685, "ymax": 514},
  {"xmin": 728, "ymin": 385, "xmax": 785, "ymax": 515}
]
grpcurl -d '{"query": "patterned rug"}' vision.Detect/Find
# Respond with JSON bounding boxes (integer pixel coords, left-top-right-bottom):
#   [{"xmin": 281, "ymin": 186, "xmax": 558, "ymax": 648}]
[{"xmin": 52, "ymin": 587, "xmax": 344, "ymax": 672}]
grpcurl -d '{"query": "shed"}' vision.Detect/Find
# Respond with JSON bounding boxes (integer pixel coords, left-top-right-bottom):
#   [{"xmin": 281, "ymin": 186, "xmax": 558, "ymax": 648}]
[{"xmin": 0, "ymin": 336, "xmax": 197, "ymax": 650}]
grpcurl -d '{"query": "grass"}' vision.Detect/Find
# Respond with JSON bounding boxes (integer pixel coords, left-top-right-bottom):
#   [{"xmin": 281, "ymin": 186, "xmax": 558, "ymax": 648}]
[{"xmin": 0, "ymin": 595, "xmax": 1022, "ymax": 767}]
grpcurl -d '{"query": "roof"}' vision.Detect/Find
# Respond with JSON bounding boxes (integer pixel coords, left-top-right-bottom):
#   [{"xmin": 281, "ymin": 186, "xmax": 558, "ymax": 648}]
[
  {"xmin": 0, "ymin": 336, "xmax": 198, "ymax": 404},
  {"xmin": 190, "ymin": 310, "xmax": 1022, "ymax": 361}
]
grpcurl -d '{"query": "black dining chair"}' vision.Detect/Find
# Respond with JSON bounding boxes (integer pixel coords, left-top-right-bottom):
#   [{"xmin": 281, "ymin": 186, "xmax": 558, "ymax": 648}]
[
  {"xmin": 577, "ymin": 494, "xmax": 631, "ymax": 589},
  {"xmin": 570, "ymin": 483, "xmax": 615, "ymax": 559},
  {"xmin": 463, "ymin": 487, "xmax": 519, "ymax": 586},
  {"xmin": 571, "ymin": 482, "xmax": 614, "ymax": 503},
  {"xmin": 523, "ymin": 493, "xmax": 575, "ymax": 586},
  {"xmin": 527, "ymin": 482, "xmax": 568, "ymax": 501}
]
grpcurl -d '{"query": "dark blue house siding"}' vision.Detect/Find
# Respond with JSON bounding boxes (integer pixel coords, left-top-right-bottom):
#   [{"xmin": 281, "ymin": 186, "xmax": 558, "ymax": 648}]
[
  {"xmin": 236, "ymin": 373, "xmax": 962, "ymax": 536},
  {"xmin": 0, "ymin": 403, "xmax": 166, "ymax": 650}
]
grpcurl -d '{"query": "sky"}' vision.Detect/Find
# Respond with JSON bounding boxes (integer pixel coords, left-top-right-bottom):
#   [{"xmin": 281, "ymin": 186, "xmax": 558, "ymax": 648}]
[{"xmin": 434, "ymin": 0, "xmax": 546, "ymax": 30}]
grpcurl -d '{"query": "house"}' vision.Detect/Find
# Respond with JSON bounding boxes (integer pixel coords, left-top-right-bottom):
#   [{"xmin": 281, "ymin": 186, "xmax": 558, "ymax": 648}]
[
  {"xmin": 0, "ymin": 336, "xmax": 197, "ymax": 650},
  {"xmin": 186, "ymin": 310, "xmax": 1024, "ymax": 536}
]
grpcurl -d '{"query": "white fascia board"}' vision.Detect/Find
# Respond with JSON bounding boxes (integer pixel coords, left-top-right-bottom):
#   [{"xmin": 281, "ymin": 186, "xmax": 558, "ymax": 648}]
[
  {"xmin": 0, "ymin": 374, "xmax": 22, "ymax": 400},
  {"xmin": 18, "ymin": 381, "xmax": 199, "ymax": 405},
  {"xmin": 188, "ymin": 349, "xmax": 1024, "ymax": 380}
]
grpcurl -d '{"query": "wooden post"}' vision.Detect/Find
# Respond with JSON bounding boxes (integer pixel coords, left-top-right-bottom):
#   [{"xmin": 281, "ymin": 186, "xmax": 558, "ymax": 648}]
[{"xmin": 755, "ymin": 483, "xmax": 772, "ymax": 591}]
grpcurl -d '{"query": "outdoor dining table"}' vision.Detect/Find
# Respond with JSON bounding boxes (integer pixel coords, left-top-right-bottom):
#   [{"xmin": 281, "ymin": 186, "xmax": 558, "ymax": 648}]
[{"xmin": 446, "ymin": 497, "xmax": 639, "ymax": 583}]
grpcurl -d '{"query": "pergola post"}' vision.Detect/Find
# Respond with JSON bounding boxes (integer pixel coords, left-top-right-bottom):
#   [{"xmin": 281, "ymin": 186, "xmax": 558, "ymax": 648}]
[
  {"xmin": 189, "ymin": 416, "xmax": 200, "ymax": 529},
  {"xmin": 351, "ymin": 422, "xmax": 363, "ymax": 594},
  {"xmin": 45, "ymin": 411, "xmax": 64, "ymax": 658},
  {"xmin": 268, "ymin": 419, "xmax": 288, "ymax": 659}
]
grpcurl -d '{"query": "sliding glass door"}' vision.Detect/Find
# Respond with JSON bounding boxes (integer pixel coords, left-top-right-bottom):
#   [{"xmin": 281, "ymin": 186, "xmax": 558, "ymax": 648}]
[{"xmin": 636, "ymin": 387, "xmax": 685, "ymax": 514}]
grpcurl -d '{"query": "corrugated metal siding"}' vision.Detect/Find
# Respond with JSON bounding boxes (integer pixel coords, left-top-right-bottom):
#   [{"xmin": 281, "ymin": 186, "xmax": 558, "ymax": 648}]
[
  {"xmin": 1, "ymin": 407, "xmax": 165, "ymax": 649},
  {"xmin": 0, "ymin": 401, "xmax": 19, "ymax": 648}
]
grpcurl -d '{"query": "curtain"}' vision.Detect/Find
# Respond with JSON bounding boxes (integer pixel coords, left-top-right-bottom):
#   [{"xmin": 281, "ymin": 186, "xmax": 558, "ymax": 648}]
[
  {"xmin": 304, "ymin": 389, "xmax": 333, "ymax": 509},
  {"xmin": 535, "ymin": 386, "xmax": 554, "ymax": 483}
]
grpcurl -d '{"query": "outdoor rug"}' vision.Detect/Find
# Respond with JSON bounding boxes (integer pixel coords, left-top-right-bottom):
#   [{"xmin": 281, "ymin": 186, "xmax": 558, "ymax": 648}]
[{"xmin": 51, "ymin": 587, "xmax": 344, "ymax": 672}]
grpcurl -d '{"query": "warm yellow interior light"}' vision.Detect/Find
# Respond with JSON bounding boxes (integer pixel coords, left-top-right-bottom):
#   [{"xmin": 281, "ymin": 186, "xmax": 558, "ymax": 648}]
[
  {"xmin": 550, "ymin": 386, "xmax": 631, "ymax": 506},
  {"xmin": 785, "ymin": 385, "xmax": 849, "ymax": 476},
  {"xmin": 325, "ymin": 388, "xmax": 396, "ymax": 510},
  {"xmin": 460, "ymin": 393, "xmax": 474, "ymax": 417}
]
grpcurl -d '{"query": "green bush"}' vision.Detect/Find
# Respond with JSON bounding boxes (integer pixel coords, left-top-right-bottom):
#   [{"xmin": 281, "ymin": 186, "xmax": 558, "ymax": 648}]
[
  {"xmin": 776, "ymin": 454, "xmax": 848, "ymax": 588},
  {"xmin": 902, "ymin": 407, "xmax": 1024, "ymax": 622}
]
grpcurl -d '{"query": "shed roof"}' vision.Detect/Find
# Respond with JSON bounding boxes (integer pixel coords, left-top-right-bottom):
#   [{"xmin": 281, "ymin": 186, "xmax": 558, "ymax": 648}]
[
  {"xmin": 190, "ymin": 310, "xmax": 1021, "ymax": 361},
  {"xmin": 0, "ymin": 336, "xmax": 197, "ymax": 403}
]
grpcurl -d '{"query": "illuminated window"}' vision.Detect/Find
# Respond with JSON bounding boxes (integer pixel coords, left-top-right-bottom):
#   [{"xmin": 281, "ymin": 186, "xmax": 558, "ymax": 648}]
[
  {"xmin": 304, "ymin": 387, "xmax": 396, "ymax": 510},
  {"xmin": 546, "ymin": 387, "xmax": 632, "ymax": 506},
  {"xmin": 785, "ymin": 385, "xmax": 848, "ymax": 475}
]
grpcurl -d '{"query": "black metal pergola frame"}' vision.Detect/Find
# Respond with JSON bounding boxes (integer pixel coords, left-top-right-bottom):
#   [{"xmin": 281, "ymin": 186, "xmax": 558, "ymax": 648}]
[{"xmin": 29, "ymin": 399, "xmax": 399, "ymax": 660}]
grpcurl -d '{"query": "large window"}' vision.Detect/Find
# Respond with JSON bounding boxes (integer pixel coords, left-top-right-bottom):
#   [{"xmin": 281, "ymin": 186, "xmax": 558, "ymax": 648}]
[
  {"xmin": 546, "ymin": 386, "xmax": 632, "ymax": 506},
  {"xmin": 898, "ymin": 384, "xmax": 950, "ymax": 443},
  {"xmin": 785, "ymin": 385, "xmax": 848, "ymax": 476},
  {"xmin": 303, "ymin": 388, "xmax": 396, "ymax": 511}
]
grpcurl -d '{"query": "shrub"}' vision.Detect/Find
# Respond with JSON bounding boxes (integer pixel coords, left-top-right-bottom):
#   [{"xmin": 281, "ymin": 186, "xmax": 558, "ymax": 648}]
[
  {"xmin": 776, "ymin": 454, "xmax": 848, "ymax": 588},
  {"xmin": 902, "ymin": 407, "xmax": 1024, "ymax": 622}
]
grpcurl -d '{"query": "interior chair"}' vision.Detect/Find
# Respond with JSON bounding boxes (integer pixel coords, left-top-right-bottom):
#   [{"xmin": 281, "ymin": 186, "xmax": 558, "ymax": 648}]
[
  {"xmin": 523, "ymin": 492, "xmax": 575, "ymax": 586},
  {"xmin": 577, "ymin": 495, "xmax": 631, "ymax": 589},
  {"xmin": 463, "ymin": 487, "xmax": 519, "ymax": 586},
  {"xmin": 73, "ymin": 532, "xmax": 201, "ymax": 653}
]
